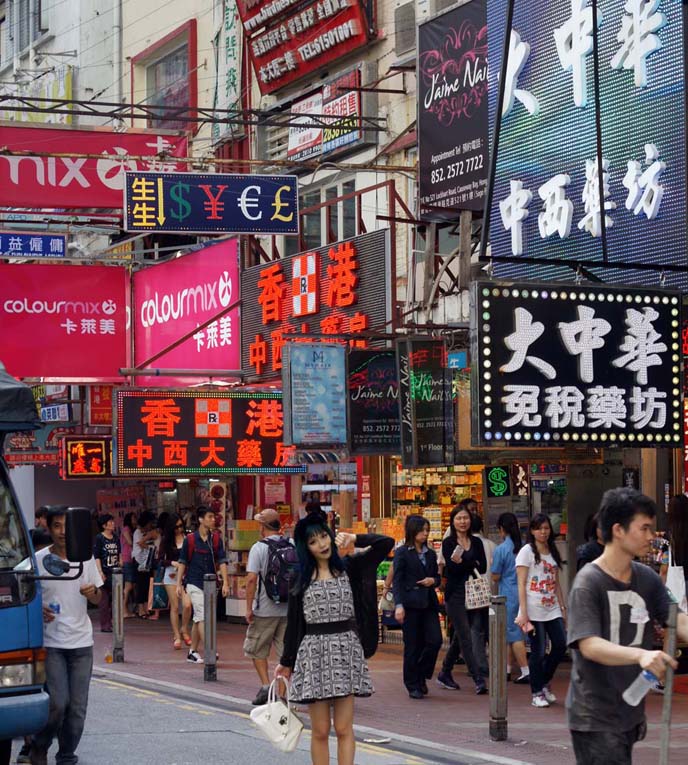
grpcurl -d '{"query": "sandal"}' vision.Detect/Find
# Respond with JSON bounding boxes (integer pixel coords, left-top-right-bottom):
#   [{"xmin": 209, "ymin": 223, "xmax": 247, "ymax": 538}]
[
  {"xmin": 182, "ymin": 632, "xmax": 192, "ymax": 646},
  {"xmin": 173, "ymin": 638, "xmax": 182, "ymax": 650}
]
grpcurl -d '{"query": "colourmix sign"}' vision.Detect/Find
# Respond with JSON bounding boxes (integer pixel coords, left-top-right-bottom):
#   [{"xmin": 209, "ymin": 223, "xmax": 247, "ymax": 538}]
[{"xmin": 471, "ymin": 281, "xmax": 682, "ymax": 447}]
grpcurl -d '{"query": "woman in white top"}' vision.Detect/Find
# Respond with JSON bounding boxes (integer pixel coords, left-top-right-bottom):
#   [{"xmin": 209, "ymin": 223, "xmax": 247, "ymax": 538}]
[{"xmin": 515, "ymin": 513, "xmax": 567, "ymax": 708}]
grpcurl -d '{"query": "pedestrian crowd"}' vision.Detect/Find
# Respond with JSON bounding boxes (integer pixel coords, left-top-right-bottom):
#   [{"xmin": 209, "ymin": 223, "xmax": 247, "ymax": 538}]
[{"xmin": 10, "ymin": 487, "xmax": 688, "ymax": 765}]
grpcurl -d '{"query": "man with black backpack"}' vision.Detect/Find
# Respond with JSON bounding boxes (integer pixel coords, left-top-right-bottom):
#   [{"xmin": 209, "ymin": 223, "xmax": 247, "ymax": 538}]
[{"xmin": 244, "ymin": 509, "xmax": 297, "ymax": 706}]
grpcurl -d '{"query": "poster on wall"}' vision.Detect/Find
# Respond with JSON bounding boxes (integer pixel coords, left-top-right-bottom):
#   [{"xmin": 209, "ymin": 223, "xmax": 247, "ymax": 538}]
[{"xmin": 417, "ymin": 0, "xmax": 489, "ymax": 217}]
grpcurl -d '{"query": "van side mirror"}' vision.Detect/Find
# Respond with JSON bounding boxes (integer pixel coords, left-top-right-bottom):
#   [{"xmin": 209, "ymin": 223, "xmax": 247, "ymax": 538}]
[{"xmin": 65, "ymin": 507, "xmax": 93, "ymax": 562}]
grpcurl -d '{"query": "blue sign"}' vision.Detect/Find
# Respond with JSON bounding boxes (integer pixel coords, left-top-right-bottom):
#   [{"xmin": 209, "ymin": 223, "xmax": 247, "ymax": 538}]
[
  {"xmin": 448, "ymin": 351, "xmax": 468, "ymax": 370},
  {"xmin": 487, "ymin": 0, "xmax": 686, "ymax": 288},
  {"xmin": 123, "ymin": 172, "xmax": 299, "ymax": 235},
  {"xmin": 0, "ymin": 232, "xmax": 66, "ymax": 259}
]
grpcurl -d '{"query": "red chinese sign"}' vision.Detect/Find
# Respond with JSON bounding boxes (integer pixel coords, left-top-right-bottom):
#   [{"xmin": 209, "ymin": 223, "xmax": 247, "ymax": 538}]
[
  {"xmin": 114, "ymin": 389, "xmax": 306, "ymax": 476},
  {"xmin": 88, "ymin": 386, "xmax": 113, "ymax": 426},
  {"xmin": 239, "ymin": 0, "xmax": 373, "ymax": 95},
  {"xmin": 60, "ymin": 436, "xmax": 112, "ymax": 479},
  {"xmin": 241, "ymin": 230, "xmax": 390, "ymax": 381},
  {"xmin": 0, "ymin": 126, "xmax": 188, "ymax": 209}
]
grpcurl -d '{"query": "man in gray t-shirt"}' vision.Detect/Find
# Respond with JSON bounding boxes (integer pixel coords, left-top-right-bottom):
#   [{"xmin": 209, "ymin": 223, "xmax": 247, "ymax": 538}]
[
  {"xmin": 244, "ymin": 509, "xmax": 292, "ymax": 706},
  {"xmin": 566, "ymin": 488, "xmax": 688, "ymax": 765}
]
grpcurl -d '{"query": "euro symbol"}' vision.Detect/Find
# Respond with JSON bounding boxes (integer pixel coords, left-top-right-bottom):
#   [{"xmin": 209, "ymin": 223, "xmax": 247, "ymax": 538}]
[
  {"xmin": 238, "ymin": 185, "xmax": 262, "ymax": 221},
  {"xmin": 271, "ymin": 185, "xmax": 294, "ymax": 223}
]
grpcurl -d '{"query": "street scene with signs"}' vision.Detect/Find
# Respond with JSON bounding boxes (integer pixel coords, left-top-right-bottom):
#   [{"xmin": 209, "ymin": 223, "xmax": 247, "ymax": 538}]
[{"xmin": 2, "ymin": 2, "xmax": 688, "ymax": 765}]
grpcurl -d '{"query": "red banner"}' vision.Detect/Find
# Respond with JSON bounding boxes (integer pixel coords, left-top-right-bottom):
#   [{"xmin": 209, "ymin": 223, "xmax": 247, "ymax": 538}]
[
  {"xmin": 0, "ymin": 263, "xmax": 128, "ymax": 380},
  {"xmin": 0, "ymin": 126, "xmax": 188, "ymax": 209}
]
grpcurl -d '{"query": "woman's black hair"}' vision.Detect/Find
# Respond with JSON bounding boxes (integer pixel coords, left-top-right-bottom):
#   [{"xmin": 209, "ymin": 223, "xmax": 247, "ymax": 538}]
[
  {"xmin": 122, "ymin": 512, "xmax": 136, "ymax": 532},
  {"xmin": 447, "ymin": 505, "xmax": 473, "ymax": 544},
  {"xmin": 97, "ymin": 513, "xmax": 114, "ymax": 531},
  {"xmin": 292, "ymin": 514, "xmax": 345, "ymax": 591},
  {"xmin": 497, "ymin": 512, "xmax": 522, "ymax": 555},
  {"xmin": 160, "ymin": 513, "xmax": 184, "ymax": 563},
  {"xmin": 404, "ymin": 514, "xmax": 430, "ymax": 547},
  {"xmin": 527, "ymin": 513, "xmax": 561, "ymax": 566},
  {"xmin": 667, "ymin": 494, "xmax": 688, "ymax": 567}
]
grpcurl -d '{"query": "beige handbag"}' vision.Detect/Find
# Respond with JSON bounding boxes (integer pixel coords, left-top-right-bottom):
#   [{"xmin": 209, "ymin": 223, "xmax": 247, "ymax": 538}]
[{"xmin": 465, "ymin": 568, "xmax": 491, "ymax": 610}]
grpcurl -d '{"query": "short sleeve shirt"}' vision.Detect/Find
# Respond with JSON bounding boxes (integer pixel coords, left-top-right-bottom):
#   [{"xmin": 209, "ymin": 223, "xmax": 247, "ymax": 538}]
[
  {"xmin": 514, "ymin": 544, "xmax": 562, "ymax": 621},
  {"xmin": 566, "ymin": 561, "xmax": 670, "ymax": 732},
  {"xmin": 179, "ymin": 531, "xmax": 227, "ymax": 591},
  {"xmin": 93, "ymin": 533, "xmax": 120, "ymax": 579},
  {"xmin": 246, "ymin": 535, "xmax": 290, "ymax": 618},
  {"xmin": 37, "ymin": 547, "xmax": 104, "ymax": 649},
  {"xmin": 491, "ymin": 537, "xmax": 517, "ymax": 593}
]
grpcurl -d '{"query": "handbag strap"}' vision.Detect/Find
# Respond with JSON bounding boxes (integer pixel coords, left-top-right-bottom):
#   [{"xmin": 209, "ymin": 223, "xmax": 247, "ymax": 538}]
[
  {"xmin": 268, "ymin": 677, "xmax": 291, "ymax": 719},
  {"xmin": 471, "ymin": 568, "xmax": 482, "ymax": 580}
]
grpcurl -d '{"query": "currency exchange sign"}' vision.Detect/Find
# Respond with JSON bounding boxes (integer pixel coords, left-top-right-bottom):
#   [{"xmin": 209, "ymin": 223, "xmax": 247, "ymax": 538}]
[{"xmin": 123, "ymin": 172, "xmax": 299, "ymax": 235}]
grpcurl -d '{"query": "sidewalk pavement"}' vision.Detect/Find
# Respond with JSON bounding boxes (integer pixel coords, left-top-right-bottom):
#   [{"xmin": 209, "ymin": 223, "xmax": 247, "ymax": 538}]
[{"xmin": 92, "ymin": 617, "xmax": 688, "ymax": 765}]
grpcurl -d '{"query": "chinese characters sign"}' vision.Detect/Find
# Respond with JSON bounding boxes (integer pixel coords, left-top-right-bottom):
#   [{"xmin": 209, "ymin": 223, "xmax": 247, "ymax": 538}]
[
  {"xmin": 347, "ymin": 350, "xmax": 401, "ymax": 456},
  {"xmin": 239, "ymin": 0, "xmax": 373, "ymax": 95},
  {"xmin": 0, "ymin": 232, "xmax": 66, "ymax": 259},
  {"xmin": 282, "ymin": 344, "xmax": 348, "ymax": 447},
  {"xmin": 124, "ymin": 172, "xmax": 299, "ymax": 235},
  {"xmin": 471, "ymin": 281, "xmax": 682, "ymax": 446},
  {"xmin": 133, "ymin": 240, "xmax": 240, "ymax": 386},
  {"xmin": 241, "ymin": 229, "xmax": 391, "ymax": 381},
  {"xmin": 60, "ymin": 437, "xmax": 112, "ymax": 479},
  {"xmin": 88, "ymin": 386, "xmax": 113, "ymax": 426},
  {"xmin": 418, "ymin": 0, "xmax": 489, "ymax": 217},
  {"xmin": 113, "ymin": 389, "xmax": 306, "ymax": 476},
  {"xmin": 0, "ymin": 126, "xmax": 188, "ymax": 209},
  {"xmin": 212, "ymin": 2, "xmax": 243, "ymax": 144},
  {"xmin": 0, "ymin": 263, "xmax": 127, "ymax": 380},
  {"xmin": 487, "ymin": 0, "xmax": 686, "ymax": 286}
]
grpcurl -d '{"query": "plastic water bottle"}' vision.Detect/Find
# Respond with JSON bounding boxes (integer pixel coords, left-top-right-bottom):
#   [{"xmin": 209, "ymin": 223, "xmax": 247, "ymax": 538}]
[{"xmin": 622, "ymin": 669, "xmax": 657, "ymax": 706}]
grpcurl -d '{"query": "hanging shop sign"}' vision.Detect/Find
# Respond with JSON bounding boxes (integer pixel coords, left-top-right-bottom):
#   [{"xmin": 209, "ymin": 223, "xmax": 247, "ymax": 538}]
[
  {"xmin": 88, "ymin": 386, "xmax": 113, "ymax": 426},
  {"xmin": 282, "ymin": 343, "xmax": 348, "ymax": 447},
  {"xmin": 487, "ymin": 1, "xmax": 686, "ymax": 286},
  {"xmin": 242, "ymin": 0, "xmax": 373, "ymax": 95},
  {"xmin": 0, "ymin": 125, "xmax": 188, "ymax": 209},
  {"xmin": 133, "ymin": 240, "xmax": 241, "ymax": 386},
  {"xmin": 396, "ymin": 338, "xmax": 455, "ymax": 468},
  {"xmin": 4, "ymin": 424, "xmax": 88, "ymax": 466},
  {"xmin": 41, "ymin": 404, "xmax": 72, "ymax": 424},
  {"xmin": 59, "ymin": 436, "xmax": 112, "ymax": 479},
  {"xmin": 212, "ymin": 2, "xmax": 243, "ymax": 145},
  {"xmin": 471, "ymin": 281, "xmax": 682, "ymax": 447},
  {"xmin": 485, "ymin": 466, "xmax": 512, "ymax": 498},
  {"xmin": 241, "ymin": 229, "xmax": 391, "ymax": 381},
  {"xmin": 0, "ymin": 65, "xmax": 74, "ymax": 125},
  {"xmin": 418, "ymin": 0, "xmax": 489, "ymax": 218},
  {"xmin": 0, "ymin": 232, "xmax": 66, "ymax": 260},
  {"xmin": 113, "ymin": 389, "xmax": 306, "ymax": 476},
  {"xmin": 124, "ymin": 171, "xmax": 299, "ymax": 235},
  {"xmin": 0, "ymin": 263, "xmax": 127, "ymax": 380},
  {"xmin": 347, "ymin": 349, "xmax": 400, "ymax": 456}
]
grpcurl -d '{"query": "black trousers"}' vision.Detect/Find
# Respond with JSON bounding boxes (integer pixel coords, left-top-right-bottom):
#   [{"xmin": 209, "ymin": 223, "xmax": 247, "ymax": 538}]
[
  {"xmin": 401, "ymin": 606, "xmax": 443, "ymax": 692},
  {"xmin": 571, "ymin": 722, "xmax": 646, "ymax": 765},
  {"xmin": 135, "ymin": 569, "xmax": 152, "ymax": 606}
]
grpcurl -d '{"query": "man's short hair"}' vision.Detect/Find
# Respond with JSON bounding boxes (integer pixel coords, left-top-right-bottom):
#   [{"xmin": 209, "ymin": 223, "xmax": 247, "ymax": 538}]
[
  {"xmin": 138, "ymin": 510, "xmax": 156, "ymax": 528},
  {"xmin": 35, "ymin": 506, "xmax": 49, "ymax": 521},
  {"xmin": 196, "ymin": 505, "xmax": 214, "ymax": 522},
  {"xmin": 98, "ymin": 513, "xmax": 114, "ymax": 530},
  {"xmin": 598, "ymin": 488, "xmax": 657, "ymax": 544},
  {"xmin": 46, "ymin": 505, "xmax": 69, "ymax": 528}
]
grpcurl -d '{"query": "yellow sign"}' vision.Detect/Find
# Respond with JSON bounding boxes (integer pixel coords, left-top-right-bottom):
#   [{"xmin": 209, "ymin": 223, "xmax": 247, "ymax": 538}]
[{"xmin": 0, "ymin": 66, "xmax": 74, "ymax": 125}]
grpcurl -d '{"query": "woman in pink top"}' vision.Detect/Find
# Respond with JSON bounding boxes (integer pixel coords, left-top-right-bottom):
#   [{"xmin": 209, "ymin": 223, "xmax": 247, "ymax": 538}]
[{"xmin": 120, "ymin": 512, "xmax": 137, "ymax": 617}]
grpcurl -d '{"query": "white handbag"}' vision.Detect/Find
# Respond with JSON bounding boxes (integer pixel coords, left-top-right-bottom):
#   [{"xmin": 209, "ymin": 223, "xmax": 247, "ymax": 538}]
[
  {"xmin": 249, "ymin": 678, "xmax": 304, "ymax": 753},
  {"xmin": 666, "ymin": 546, "xmax": 687, "ymax": 613}
]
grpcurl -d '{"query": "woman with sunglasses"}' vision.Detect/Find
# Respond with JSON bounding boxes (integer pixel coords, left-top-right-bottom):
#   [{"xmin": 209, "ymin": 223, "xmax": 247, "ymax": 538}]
[{"xmin": 160, "ymin": 513, "xmax": 193, "ymax": 649}]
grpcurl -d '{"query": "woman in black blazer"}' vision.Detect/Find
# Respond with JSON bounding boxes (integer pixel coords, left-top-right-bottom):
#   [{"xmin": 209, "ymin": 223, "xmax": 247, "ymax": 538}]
[{"xmin": 392, "ymin": 515, "xmax": 443, "ymax": 699}]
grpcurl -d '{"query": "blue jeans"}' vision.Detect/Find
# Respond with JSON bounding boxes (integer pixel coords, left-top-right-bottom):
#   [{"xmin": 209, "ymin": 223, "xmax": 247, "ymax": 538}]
[
  {"xmin": 528, "ymin": 617, "xmax": 566, "ymax": 694},
  {"xmin": 33, "ymin": 646, "xmax": 93, "ymax": 764}
]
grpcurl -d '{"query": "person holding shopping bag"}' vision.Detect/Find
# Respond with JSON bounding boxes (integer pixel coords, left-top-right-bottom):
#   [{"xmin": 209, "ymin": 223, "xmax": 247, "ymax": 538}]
[{"xmin": 275, "ymin": 512, "xmax": 393, "ymax": 765}]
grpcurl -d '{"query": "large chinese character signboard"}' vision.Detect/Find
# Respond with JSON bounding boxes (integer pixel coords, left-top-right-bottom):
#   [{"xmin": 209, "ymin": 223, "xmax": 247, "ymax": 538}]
[
  {"xmin": 0, "ymin": 232, "xmax": 66, "ymax": 259},
  {"xmin": 487, "ymin": 0, "xmax": 686, "ymax": 287},
  {"xmin": 397, "ymin": 339, "xmax": 455, "ymax": 468},
  {"xmin": 113, "ymin": 389, "xmax": 306, "ymax": 476},
  {"xmin": 0, "ymin": 263, "xmax": 127, "ymax": 380},
  {"xmin": 471, "ymin": 281, "xmax": 682, "ymax": 447},
  {"xmin": 418, "ymin": 0, "xmax": 489, "ymax": 217},
  {"xmin": 241, "ymin": 229, "xmax": 391, "ymax": 381},
  {"xmin": 237, "ymin": 0, "xmax": 374, "ymax": 95},
  {"xmin": 60, "ymin": 436, "xmax": 112, "ymax": 479},
  {"xmin": 282, "ymin": 344, "xmax": 348, "ymax": 448},
  {"xmin": 124, "ymin": 172, "xmax": 299, "ymax": 235},
  {"xmin": 133, "ymin": 240, "xmax": 240, "ymax": 386}
]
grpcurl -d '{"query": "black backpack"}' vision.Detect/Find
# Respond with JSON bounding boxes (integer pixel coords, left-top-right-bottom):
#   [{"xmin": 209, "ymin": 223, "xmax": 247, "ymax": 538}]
[{"xmin": 258, "ymin": 538, "xmax": 298, "ymax": 605}]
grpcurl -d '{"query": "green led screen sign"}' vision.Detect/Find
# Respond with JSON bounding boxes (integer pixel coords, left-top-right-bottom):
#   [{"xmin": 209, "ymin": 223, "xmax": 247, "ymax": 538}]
[{"xmin": 486, "ymin": 466, "xmax": 511, "ymax": 498}]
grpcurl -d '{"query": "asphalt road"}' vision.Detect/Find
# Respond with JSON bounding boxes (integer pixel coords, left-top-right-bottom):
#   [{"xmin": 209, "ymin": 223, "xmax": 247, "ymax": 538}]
[{"xmin": 6, "ymin": 675, "xmax": 460, "ymax": 765}]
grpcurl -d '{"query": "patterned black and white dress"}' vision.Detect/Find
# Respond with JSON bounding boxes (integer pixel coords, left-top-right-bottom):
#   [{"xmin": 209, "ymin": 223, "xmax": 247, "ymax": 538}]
[{"xmin": 290, "ymin": 573, "xmax": 373, "ymax": 703}]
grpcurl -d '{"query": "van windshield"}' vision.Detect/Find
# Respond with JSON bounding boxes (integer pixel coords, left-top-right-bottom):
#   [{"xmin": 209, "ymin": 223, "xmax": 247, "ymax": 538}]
[{"xmin": 0, "ymin": 476, "xmax": 30, "ymax": 570}]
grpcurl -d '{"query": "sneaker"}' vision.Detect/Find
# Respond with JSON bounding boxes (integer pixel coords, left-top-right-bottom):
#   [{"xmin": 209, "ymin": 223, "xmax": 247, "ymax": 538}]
[
  {"xmin": 186, "ymin": 650, "xmax": 204, "ymax": 664},
  {"xmin": 437, "ymin": 670, "xmax": 460, "ymax": 690},
  {"xmin": 252, "ymin": 685, "xmax": 270, "ymax": 706},
  {"xmin": 542, "ymin": 685, "xmax": 556, "ymax": 704},
  {"xmin": 514, "ymin": 673, "xmax": 531, "ymax": 685},
  {"xmin": 408, "ymin": 688, "xmax": 424, "ymax": 699},
  {"xmin": 17, "ymin": 744, "xmax": 31, "ymax": 763},
  {"xmin": 475, "ymin": 680, "xmax": 487, "ymax": 695},
  {"xmin": 532, "ymin": 692, "xmax": 550, "ymax": 708}
]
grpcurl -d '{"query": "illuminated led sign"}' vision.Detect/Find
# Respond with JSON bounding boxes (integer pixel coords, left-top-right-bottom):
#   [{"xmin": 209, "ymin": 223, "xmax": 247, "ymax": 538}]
[
  {"xmin": 471, "ymin": 281, "xmax": 682, "ymax": 447},
  {"xmin": 60, "ymin": 436, "xmax": 112, "ymax": 478}
]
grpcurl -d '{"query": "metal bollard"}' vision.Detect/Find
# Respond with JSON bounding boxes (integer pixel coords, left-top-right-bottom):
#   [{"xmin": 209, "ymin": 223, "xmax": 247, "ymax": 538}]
[
  {"xmin": 111, "ymin": 567, "xmax": 124, "ymax": 663},
  {"xmin": 488, "ymin": 595, "xmax": 508, "ymax": 742},
  {"xmin": 203, "ymin": 573, "xmax": 217, "ymax": 682},
  {"xmin": 659, "ymin": 597, "xmax": 678, "ymax": 765}
]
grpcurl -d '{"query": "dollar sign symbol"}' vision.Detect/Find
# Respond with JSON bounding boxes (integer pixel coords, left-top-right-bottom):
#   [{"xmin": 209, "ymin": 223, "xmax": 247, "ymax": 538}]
[
  {"xmin": 489, "ymin": 468, "xmax": 508, "ymax": 497},
  {"xmin": 169, "ymin": 182, "xmax": 191, "ymax": 222}
]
